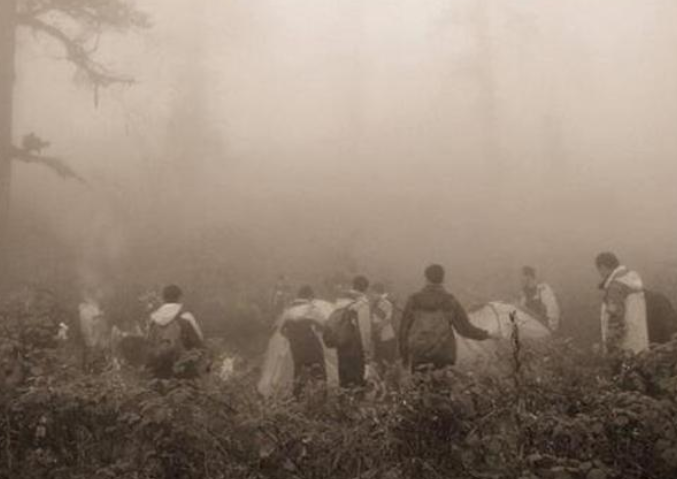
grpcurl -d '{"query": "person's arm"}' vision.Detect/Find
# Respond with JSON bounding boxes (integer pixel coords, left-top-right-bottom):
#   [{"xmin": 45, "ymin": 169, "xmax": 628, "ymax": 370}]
[
  {"xmin": 398, "ymin": 297, "xmax": 415, "ymax": 363},
  {"xmin": 448, "ymin": 295, "xmax": 489, "ymax": 340},
  {"xmin": 604, "ymin": 282, "xmax": 627, "ymax": 352}
]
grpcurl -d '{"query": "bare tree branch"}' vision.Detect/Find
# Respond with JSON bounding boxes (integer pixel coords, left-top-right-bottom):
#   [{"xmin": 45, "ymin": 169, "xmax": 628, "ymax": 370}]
[
  {"xmin": 17, "ymin": 13, "xmax": 133, "ymax": 87},
  {"xmin": 11, "ymin": 146, "xmax": 86, "ymax": 184}
]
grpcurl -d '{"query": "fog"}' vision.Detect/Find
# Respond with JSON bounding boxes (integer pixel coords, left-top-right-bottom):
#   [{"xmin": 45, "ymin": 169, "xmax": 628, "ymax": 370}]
[{"xmin": 8, "ymin": 0, "xmax": 677, "ymax": 337}]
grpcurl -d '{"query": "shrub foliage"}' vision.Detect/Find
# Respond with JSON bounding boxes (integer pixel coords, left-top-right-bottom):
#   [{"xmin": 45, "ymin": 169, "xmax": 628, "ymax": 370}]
[{"xmin": 2, "ymin": 294, "xmax": 677, "ymax": 479}]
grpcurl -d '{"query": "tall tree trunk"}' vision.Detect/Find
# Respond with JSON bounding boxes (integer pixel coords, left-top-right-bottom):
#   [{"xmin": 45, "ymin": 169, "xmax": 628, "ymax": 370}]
[
  {"xmin": 474, "ymin": 0, "xmax": 499, "ymax": 175},
  {"xmin": 0, "ymin": 0, "xmax": 17, "ymax": 277}
]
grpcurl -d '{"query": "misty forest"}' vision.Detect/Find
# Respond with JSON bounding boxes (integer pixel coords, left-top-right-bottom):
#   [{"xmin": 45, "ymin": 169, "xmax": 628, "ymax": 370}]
[{"xmin": 2, "ymin": 1, "xmax": 677, "ymax": 478}]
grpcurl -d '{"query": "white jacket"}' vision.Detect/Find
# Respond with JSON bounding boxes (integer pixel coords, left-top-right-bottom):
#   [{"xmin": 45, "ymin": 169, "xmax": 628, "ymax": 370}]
[
  {"xmin": 150, "ymin": 303, "xmax": 203, "ymax": 341},
  {"xmin": 372, "ymin": 294, "xmax": 396, "ymax": 342},
  {"xmin": 600, "ymin": 266, "xmax": 648, "ymax": 354},
  {"xmin": 519, "ymin": 283, "xmax": 561, "ymax": 331}
]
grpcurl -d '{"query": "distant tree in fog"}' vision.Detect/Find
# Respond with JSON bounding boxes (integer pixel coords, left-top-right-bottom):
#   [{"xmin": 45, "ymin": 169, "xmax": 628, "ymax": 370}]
[{"xmin": 0, "ymin": 0, "xmax": 148, "ymax": 271}]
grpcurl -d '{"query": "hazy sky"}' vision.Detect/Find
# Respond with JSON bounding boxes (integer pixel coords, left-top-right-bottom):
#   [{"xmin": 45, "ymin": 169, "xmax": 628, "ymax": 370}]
[{"xmin": 10, "ymin": 0, "xmax": 677, "ymax": 295}]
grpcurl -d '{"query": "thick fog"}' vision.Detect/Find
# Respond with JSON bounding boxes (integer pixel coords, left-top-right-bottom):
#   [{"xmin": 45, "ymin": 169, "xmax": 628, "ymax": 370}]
[{"xmin": 9, "ymin": 0, "xmax": 677, "ymax": 335}]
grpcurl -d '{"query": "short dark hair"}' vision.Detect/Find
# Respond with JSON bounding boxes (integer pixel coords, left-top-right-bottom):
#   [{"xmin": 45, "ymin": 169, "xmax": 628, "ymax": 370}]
[
  {"xmin": 522, "ymin": 266, "xmax": 537, "ymax": 278},
  {"xmin": 162, "ymin": 284, "xmax": 183, "ymax": 303},
  {"xmin": 372, "ymin": 283, "xmax": 386, "ymax": 295},
  {"xmin": 352, "ymin": 275, "xmax": 370, "ymax": 293},
  {"xmin": 596, "ymin": 252, "xmax": 620, "ymax": 270},
  {"xmin": 297, "ymin": 285, "xmax": 314, "ymax": 300},
  {"xmin": 425, "ymin": 264, "xmax": 445, "ymax": 284}
]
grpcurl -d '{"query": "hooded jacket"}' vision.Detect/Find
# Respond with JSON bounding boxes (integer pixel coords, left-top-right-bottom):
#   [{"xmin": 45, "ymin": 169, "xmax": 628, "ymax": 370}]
[
  {"xmin": 600, "ymin": 266, "xmax": 649, "ymax": 354},
  {"xmin": 399, "ymin": 284, "xmax": 488, "ymax": 366},
  {"xmin": 150, "ymin": 303, "xmax": 204, "ymax": 342}
]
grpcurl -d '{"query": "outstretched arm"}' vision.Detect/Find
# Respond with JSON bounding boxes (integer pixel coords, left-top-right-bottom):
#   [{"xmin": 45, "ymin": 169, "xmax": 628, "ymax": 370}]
[{"xmin": 449, "ymin": 296, "xmax": 489, "ymax": 341}]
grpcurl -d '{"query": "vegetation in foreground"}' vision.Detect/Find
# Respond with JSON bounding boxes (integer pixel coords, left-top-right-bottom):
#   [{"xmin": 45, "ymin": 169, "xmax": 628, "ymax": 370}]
[{"xmin": 2, "ymin": 293, "xmax": 677, "ymax": 479}]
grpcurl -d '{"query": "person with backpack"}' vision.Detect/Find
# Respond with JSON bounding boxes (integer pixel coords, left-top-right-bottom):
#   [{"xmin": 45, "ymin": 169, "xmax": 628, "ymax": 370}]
[
  {"xmin": 147, "ymin": 285, "xmax": 205, "ymax": 379},
  {"xmin": 596, "ymin": 252, "xmax": 649, "ymax": 355},
  {"xmin": 280, "ymin": 286, "xmax": 328, "ymax": 397},
  {"xmin": 519, "ymin": 266, "xmax": 561, "ymax": 332},
  {"xmin": 399, "ymin": 264, "xmax": 495, "ymax": 372},
  {"xmin": 326, "ymin": 275, "xmax": 374, "ymax": 389},
  {"xmin": 371, "ymin": 283, "xmax": 398, "ymax": 372}
]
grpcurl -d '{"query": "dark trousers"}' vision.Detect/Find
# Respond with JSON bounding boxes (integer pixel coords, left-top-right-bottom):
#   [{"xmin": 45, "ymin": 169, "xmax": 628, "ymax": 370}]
[
  {"xmin": 375, "ymin": 338, "xmax": 398, "ymax": 369},
  {"xmin": 293, "ymin": 361, "xmax": 327, "ymax": 398},
  {"xmin": 337, "ymin": 351, "xmax": 365, "ymax": 389}
]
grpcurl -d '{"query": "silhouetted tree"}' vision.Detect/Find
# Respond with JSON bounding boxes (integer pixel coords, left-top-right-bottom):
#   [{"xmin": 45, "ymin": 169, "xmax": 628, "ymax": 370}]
[{"xmin": 0, "ymin": 0, "xmax": 147, "ymax": 272}]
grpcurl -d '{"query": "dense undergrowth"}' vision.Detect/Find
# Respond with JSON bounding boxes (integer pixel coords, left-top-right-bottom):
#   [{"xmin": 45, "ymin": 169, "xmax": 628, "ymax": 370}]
[{"xmin": 2, "ymin": 294, "xmax": 677, "ymax": 479}]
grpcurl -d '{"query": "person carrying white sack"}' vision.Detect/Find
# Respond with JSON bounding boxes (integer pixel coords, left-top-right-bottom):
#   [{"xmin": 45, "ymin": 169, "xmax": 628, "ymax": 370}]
[{"xmin": 595, "ymin": 252, "xmax": 649, "ymax": 355}]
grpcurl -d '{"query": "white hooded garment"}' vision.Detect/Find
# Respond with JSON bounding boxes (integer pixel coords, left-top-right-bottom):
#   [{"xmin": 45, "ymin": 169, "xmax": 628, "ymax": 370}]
[
  {"xmin": 150, "ymin": 303, "xmax": 204, "ymax": 341},
  {"xmin": 600, "ymin": 266, "xmax": 649, "ymax": 354}
]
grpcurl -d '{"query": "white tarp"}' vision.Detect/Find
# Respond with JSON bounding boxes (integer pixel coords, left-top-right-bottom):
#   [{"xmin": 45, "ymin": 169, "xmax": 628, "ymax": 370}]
[
  {"xmin": 257, "ymin": 300, "xmax": 338, "ymax": 398},
  {"xmin": 456, "ymin": 301, "xmax": 552, "ymax": 367}
]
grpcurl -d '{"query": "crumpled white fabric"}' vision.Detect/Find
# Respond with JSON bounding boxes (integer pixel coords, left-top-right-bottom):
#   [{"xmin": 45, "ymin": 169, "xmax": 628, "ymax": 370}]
[{"xmin": 258, "ymin": 300, "xmax": 338, "ymax": 398}]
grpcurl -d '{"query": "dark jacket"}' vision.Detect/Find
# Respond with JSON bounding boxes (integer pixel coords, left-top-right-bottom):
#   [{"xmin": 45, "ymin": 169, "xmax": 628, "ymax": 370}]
[
  {"xmin": 282, "ymin": 318, "xmax": 325, "ymax": 367},
  {"xmin": 399, "ymin": 284, "xmax": 488, "ymax": 366}
]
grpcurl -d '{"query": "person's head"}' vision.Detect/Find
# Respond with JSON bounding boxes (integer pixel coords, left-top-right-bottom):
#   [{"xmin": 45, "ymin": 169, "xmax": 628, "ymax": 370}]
[
  {"xmin": 297, "ymin": 285, "xmax": 315, "ymax": 301},
  {"xmin": 162, "ymin": 285, "xmax": 183, "ymax": 304},
  {"xmin": 595, "ymin": 252, "xmax": 620, "ymax": 280},
  {"xmin": 372, "ymin": 282, "xmax": 386, "ymax": 296},
  {"xmin": 425, "ymin": 264, "xmax": 445, "ymax": 285},
  {"xmin": 352, "ymin": 275, "xmax": 370, "ymax": 293},
  {"xmin": 521, "ymin": 266, "xmax": 538, "ymax": 289}
]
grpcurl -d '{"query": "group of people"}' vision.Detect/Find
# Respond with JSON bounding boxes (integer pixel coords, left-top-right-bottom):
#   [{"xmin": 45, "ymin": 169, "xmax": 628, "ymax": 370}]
[
  {"xmin": 78, "ymin": 284, "xmax": 206, "ymax": 378},
  {"xmin": 74, "ymin": 250, "xmax": 676, "ymax": 389},
  {"xmin": 277, "ymin": 264, "xmax": 504, "ymax": 397},
  {"xmin": 274, "ymin": 252, "xmax": 677, "ymax": 397}
]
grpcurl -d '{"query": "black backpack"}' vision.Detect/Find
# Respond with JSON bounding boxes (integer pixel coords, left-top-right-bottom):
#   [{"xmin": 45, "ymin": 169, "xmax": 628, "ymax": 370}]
[
  {"xmin": 645, "ymin": 290, "xmax": 677, "ymax": 344},
  {"xmin": 178, "ymin": 317, "xmax": 204, "ymax": 350},
  {"xmin": 322, "ymin": 303, "xmax": 359, "ymax": 350}
]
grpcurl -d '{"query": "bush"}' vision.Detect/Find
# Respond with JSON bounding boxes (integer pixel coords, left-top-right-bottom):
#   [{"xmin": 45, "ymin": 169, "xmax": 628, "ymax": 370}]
[{"xmin": 4, "ymin": 303, "xmax": 677, "ymax": 479}]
